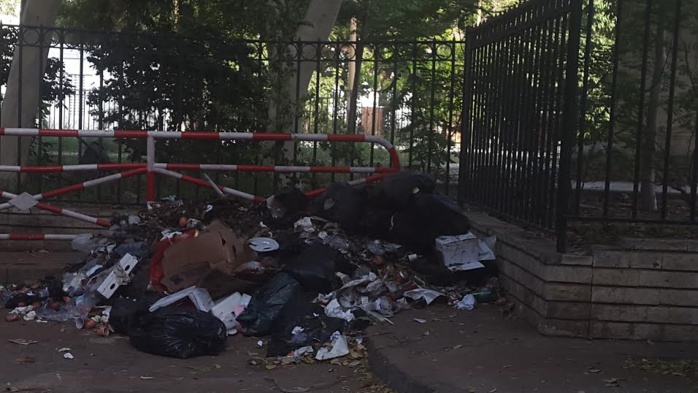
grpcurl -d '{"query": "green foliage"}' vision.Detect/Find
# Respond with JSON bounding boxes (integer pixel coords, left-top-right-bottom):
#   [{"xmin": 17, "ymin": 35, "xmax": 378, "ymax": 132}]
[
  {"xmin": 337, "ymin": 0, "xmax": 477, "ymax": 40},
  {"xmin": 570, "ymin": 0, "xmax": 698, "ymax": 192}
]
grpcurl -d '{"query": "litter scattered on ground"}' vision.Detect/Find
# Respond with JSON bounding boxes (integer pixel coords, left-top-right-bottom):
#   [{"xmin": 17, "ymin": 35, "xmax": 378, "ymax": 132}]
[
  {"xmin": 63, "ymin": 352, "xmax": 74, "ymax": 360},
  {"xmin": 456, "ymin": 294, "xmax": 476, "ymax": 310},
  {"xmin": 0, "ymin": 171, "xmax": 506, "ymax": 362}
]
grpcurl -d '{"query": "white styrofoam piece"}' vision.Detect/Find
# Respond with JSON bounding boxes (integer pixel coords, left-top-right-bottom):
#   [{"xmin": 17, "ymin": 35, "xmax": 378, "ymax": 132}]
[
  {"xmin": 210, "ymin": 292, "xmax": 251, "ymax": 330},
  {"xmin": 435, "ymin": 233, "xmax": 486, "ymax": 271},
  {"xmin": 95, "ymin": 254, "xmax": 140, "ymax": 299},
  {"xmin": 189, "ymin": 288, "xmax": 214, "ymax": 312},
  {"xmin": 148, "ymin": 286, "xmax": 214, "ymax": 312}
]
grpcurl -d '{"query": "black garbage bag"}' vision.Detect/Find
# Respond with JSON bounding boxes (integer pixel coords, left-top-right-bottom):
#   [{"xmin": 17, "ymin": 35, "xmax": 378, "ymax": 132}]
[
  {"xmin": 310, "ymin": 182, "xmax": 365, "ymax": 234},
  {"xmin": 109, "ymin": 292, "xmax": 165, "ymax": 335},
  {"xmin": 266, "ymin": 294, "xmax": 347, "ymax": 357},
  {"xmin": 413, "ymin": 193, "xmax": 471, "ymax": 235},
  {"xmin": 282, "ymin": 244, "xmax": 342, "ymax": 294},
  {"xmin": 388, "ymin": 193, "xmax": 471, "ymax": 253},
  {"xmin": 267, "ymin": 187, "xmax": 310, "ymax": 219},
  {"xmin": 128, "ymin": 308, "xmax": 227, "ymax": 359},
  {"xmin": 367, "ymin": 171, "xmax": 436, "ymax": 209},
  {"xmin": 359, "ymin": 206, "xmax": 394, "ymax": 239},
  {"xmin": 236, "ymin": 272, "xmax": 301, "ymax": 336},
  {"xmin": 408, "ymin": 255, "xmax": 460, "ymax": 286},
  {"xmin": 110, "ymin": 298, "xmax": 142, "ymax": 335}
]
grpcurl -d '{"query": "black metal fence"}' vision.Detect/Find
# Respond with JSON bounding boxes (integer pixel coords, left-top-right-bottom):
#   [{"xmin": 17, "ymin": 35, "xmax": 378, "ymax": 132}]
[
  {"xmin": 458, "ymin": 0, "xmax": 698, "ymax": 251},
  {"xmin": 2, "ymin": 0, "xmax": 697, "ymax": 248},
  {"xmin": 0, "ymin": 24, "xmax": 465, "ymax": 203}
]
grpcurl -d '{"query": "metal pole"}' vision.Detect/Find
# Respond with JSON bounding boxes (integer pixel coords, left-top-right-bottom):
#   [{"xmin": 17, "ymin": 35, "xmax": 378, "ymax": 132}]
[
  {"xmin": 458, "ymin": 28, "xmax": 474, "ymax": 204},
  {"xmin": 146, "ymin": 135, "xmax": 155, "ymax": 203},
  {"xmin": 556, "ymin": 0, "xmax": 583, "ymax": 253}
]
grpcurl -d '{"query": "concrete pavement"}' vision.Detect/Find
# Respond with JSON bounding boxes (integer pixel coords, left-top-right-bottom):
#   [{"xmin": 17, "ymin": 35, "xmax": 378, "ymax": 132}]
[
  {"xmin": 3, "ymin": 252, "xmax": 698, "ymax": 393},
  {"xmin": 367, "ymin": 305, "xmax": 698, "ymax": 393}
]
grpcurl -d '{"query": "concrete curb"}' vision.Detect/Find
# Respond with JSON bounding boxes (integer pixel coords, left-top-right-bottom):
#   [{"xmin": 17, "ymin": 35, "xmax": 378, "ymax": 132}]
[{"xmin": 367, "ymin": 337, "xmax": 444, "ymax": 393}]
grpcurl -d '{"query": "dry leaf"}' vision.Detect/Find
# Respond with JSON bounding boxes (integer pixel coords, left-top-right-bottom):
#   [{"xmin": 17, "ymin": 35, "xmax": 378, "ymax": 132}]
[
  {"xmin": 14, "ymin": 356, "xmax": 36, "ymax": 365},
  {"xmin": 603, "ymin": 378, "xmax": 619, "ymax": 387}
]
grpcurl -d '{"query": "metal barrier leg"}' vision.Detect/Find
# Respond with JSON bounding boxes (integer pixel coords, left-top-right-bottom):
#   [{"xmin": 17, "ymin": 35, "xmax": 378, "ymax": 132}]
[{"xmin": 146, "ymin": 135, "xmax": 156, "ymax": 204}]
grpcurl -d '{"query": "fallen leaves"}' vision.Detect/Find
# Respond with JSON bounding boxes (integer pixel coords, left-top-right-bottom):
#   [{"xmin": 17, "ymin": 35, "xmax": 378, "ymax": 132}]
[
  {"xmin": 8, "ymin": 339, "xmax": 38, "ymax": 345},
  {"xmin": 14, "ymin": 356, "xmax": 36, "ymax": 365},
  {"xmin": 625, "ymin": 357, "xmax": 698, "ymax": 378},
  {"xmin": 603, "ymin": 378, "xmax": 619, "ymax": 387}
]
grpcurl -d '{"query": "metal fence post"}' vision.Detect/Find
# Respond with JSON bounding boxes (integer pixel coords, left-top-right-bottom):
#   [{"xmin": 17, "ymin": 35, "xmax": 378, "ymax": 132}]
[
  {"xmin": 458, "ymin": 28, "xmax": 474, "ymax": 205},
  {"xmin": 556, "ymin": 0, "xmax": 583, "ymax": 253}
]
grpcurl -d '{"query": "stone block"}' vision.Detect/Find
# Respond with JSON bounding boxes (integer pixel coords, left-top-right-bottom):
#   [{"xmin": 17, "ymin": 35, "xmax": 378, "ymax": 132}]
[
  {"xmin": 544, "ymin": 265, "xmax": 592, "ymax": 284},
  {"xmin": 638, "ymin": 271, "xmax": 697, "ymax": 289},
  {"xmin": 592, "ymin": 304, "xmax": 648, "ymax": 322},
  {"xmin": 591, "ymin": 287, "xmax": 660, "ymax": 305},
  {"xmin": 592, "ymin": 304, "xmax": 698, "ymax": 324},
  {"xmin": 559, "ymin": 254, "xmax": 593, "ymax": 266},
  {"xmin": 496, "ymin": 244, "xmax": 544, "ymax": 279},
  {"xmin": 618, "ymin": 238, "xmax": 689, "ymax": 251},
  {"xmin": 592, "ymin": 269, "xmax": 641, "ymax": 286},
  {"xmin": 544, "ymin": 283, "xmax": 591, "ymax": 302},
  {"xmin": 498, "ymin": 258, "xmax": 545, "ymax": 296},
  {"xmin": 658, "ymin": 289, "xmax": 698, "ymax": 307},
  {"xmin": 544, "ymin": 301, "xmax": 591, "ymax": 320},
  {"xmin": 592, "ymin": 249, "xmax": 662, "ymax": 269},
  {"xmin": 499, "ymin": 271, "xmax": 546, "ymax": 316},
  {"xmin": 661, "ymin": 254, "xmax": 698, "ymax": 272}
]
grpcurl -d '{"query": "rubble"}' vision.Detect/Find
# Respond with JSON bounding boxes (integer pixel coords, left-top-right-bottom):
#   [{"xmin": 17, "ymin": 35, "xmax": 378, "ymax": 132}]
[{"xmin": 1, "ymin": 171, "xmax": 505, "ymax": 362}]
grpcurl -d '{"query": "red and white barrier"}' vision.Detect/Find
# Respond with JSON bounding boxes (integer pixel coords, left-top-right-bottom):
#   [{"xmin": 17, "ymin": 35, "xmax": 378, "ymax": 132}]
[
  {"xmin": 0, "ymin": 128, "xmax": 402, "ymax": 240},
  {"xmin": 0, "ymin": 234, "xmax": 80, "ymax": 241},
  {"xmin": 0, "ymin": 189, "xmax": 111, "ymax": 227}
]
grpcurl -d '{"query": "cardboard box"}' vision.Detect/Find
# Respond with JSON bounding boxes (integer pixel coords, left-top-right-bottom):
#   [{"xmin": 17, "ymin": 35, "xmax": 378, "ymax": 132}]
[
  {"xmin": 435, "ymin": 233, "xmax": 486, "ymax": 272},
  {"xmin": 161, "ymin": 220, "xmax": 251, "ymax": 292}
]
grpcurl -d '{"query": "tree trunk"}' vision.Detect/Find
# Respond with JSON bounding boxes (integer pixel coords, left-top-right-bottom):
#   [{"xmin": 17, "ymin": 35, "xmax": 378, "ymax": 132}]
[
  {"xmin": 266, "ymin": 0, "xmax": 343, "ymax": 137},
  {"xmin": 346, "ymin": 17, "xmax": 357, "ymax": 109},
  {"xmin": 0, "ymin": 0, "xmax": 62, "ymax": 189},
  {"xmin": 265, "ymin": 0, "xmax": 342, "ymax": 189},
  {"xmin": 640, "ymin": 25, "xmax": 666, "ymax": 212},
  {"xmin": 346, "ymin": 42, "xmax": 363, "ymax": 134}
]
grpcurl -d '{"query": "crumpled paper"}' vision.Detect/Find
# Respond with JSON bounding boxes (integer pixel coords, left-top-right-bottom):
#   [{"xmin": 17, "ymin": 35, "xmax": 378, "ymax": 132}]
[{"xmin": 315, "ymin": 331, "xmax": 349, "ymax": 361}]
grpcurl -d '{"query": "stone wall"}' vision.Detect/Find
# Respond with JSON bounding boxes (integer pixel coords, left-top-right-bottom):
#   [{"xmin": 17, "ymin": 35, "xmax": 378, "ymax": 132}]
[{"xmin": 467, "ymin": 210, "xmax": 698, "ymax": 342}]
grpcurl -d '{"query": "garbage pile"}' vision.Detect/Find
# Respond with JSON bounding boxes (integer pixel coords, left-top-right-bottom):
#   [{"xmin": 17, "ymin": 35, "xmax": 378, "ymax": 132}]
[{"xmin": 1, "ymin": 172, "xmax": 502, "ymax": 361}]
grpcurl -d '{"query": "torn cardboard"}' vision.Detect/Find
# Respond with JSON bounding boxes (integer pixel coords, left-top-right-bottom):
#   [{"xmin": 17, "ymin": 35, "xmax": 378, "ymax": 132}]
[{"xmin": 160, "ymin": 220, "xmax": 252, "ymax": 292}]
